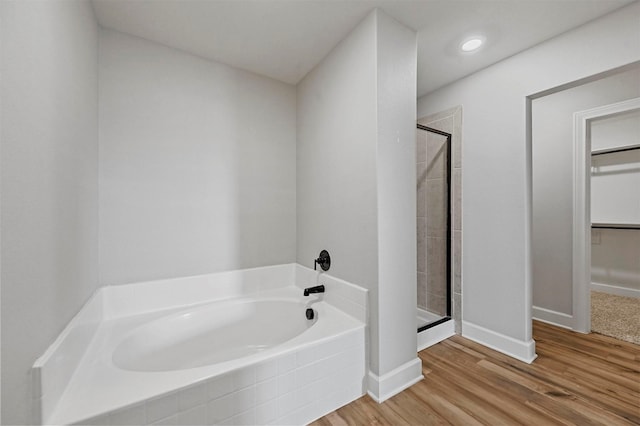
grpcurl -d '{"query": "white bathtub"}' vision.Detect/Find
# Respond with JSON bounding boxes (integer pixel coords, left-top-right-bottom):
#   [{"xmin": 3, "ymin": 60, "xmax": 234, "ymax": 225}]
[
  {"xmin": 35, "ymin": 264, "xmax": 368, "ymax": 425},
  {"xmin": 113, "ymin": 298, "xmax": 317, "ymax": 372}
]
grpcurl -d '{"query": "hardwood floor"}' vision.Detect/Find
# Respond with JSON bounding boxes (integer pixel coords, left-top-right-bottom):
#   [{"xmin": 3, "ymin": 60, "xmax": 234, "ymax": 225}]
[{"xmin": 312, "ymin": 321, "xmax": 640, "ymax": 425}]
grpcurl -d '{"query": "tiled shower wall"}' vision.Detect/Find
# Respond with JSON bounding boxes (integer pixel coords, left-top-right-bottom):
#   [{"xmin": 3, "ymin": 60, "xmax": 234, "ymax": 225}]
[{"xmin": 417, "ymin": 106, "xmax": 463, "ymax": 332}]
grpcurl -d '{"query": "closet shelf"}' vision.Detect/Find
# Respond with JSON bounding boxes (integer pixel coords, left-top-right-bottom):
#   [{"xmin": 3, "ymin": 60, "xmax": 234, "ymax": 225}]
[
  {"xmin": 591, "ymin": 223, "xmax": 640, "ymax": 230},
  {"xmin": 591, "ymin": 144, "xmax": 640, "ymax": 156}
]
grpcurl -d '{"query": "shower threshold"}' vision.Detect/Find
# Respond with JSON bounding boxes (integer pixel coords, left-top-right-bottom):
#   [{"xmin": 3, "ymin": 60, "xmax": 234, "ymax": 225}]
[
  {"xmin": 418, "ymin": 316, "xmax": 451, "ymax": 333},
  {"xmin": 416, "ymin": 307, "xmax": 454, "ymax": 351},
  {"xmin": 417, "ymin": 307, "xmax": 448, "ymax": 331}
]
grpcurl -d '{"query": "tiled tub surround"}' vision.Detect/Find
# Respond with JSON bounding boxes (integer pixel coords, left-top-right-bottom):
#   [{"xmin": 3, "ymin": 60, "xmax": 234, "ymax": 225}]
[{"xmin": 34, "ymin": 264, "xmax": 368, "ymax": 425}]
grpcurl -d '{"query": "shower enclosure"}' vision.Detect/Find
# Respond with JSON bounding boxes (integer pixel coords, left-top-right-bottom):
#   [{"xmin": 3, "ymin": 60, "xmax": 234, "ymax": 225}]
[{"xmin": 416, "ymin": 125, "xmax": 451, "ymax": 331}]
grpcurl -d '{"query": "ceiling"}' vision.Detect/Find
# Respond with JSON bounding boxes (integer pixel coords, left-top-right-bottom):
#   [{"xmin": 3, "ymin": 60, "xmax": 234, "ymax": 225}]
[{"xmin": 92, "ymin": 0, "xmax": 635, "ymax": 97}]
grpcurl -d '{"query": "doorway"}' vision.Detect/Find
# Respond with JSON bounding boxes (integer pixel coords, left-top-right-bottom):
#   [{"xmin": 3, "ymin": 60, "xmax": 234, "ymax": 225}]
[
  {"xmin": 531, "ymin": 66, "xmax": 640, "ymax": 337},
  {"xmin": 574, "ymin": 97, "xmax": 640, "ymax": 342}
]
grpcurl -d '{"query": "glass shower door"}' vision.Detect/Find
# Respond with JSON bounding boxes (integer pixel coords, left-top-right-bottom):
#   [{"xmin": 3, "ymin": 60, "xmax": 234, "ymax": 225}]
[{"xmin": 416, "ymin": 125, "xmax": 451, "ymax": 331}]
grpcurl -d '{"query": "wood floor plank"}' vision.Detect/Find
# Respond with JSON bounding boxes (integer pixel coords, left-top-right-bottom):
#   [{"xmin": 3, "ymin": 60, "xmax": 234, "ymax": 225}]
[
  {"xmin": 311, "ymin": 321, "xmax": 640, "ymax": 426},
  {"xmin": 420, "ymin": 345, "xmax": 559, "ymax": 424},
  {"xmin": 415, "ymin": 368, "xmax": 528, "ymax": 425}
]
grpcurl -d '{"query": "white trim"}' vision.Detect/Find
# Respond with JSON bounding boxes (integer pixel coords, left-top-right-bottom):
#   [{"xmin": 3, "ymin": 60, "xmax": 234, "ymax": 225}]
[
  {"xmin": 532, "ymin": 306, "xmax": 574, "ymax": 330},
  {"xmin": 525, "ymin": 97, "xmax": 534, "ymax": 344},
  {"xmin": 417, "ymin": 320, "xmax": 455, "ymax": 352},
  {"xmin": 573, "ymin": 97, "xmax": 640, "ymax": 333},
  {"xmin": 591, "ymin": 282, "xmax": 640, "ymax": 299},
  {"xmin": 367, "ymin": 358, "xmax": 423, "ymax": 403},
  {"xmin": 462, "ymin": 321, "xmax": 537, "ymax": 364}
]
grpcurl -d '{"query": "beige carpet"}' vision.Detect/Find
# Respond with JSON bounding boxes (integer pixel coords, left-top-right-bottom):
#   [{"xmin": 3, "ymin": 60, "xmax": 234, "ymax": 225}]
[{"xmin": 591, "ymin": 291, "xmax": 640, "ymax": 345}]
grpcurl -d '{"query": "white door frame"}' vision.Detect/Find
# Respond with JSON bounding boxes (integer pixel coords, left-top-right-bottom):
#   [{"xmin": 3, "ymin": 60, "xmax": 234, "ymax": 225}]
[{"xmin": 572, "ymin": 97, "xmax": 640, "ymax": 333}]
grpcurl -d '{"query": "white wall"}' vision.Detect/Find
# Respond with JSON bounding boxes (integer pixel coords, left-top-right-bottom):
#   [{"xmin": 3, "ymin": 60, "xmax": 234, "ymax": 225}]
[
  {"xmin": 532, "ymin": 68, "xmax": 640, "ymax": 316},
  {"xmin": 375, "ymin": 11, "xmax": 418, "ymax": 379},
  {"xmin": 591, "ymin": 106, "xmax": 640, "ymax": 295},
  {"xmin": 99, "ymin": 29, "xmax": 296, "ymax": 285},
  {"xmin": 591, "ymin": 111, "xmax": 640, "ymax": 224},
  {"xmin": 297, "ymin": 9, "xmax": 419, "ymax": 393},
  {"xmin": 0, "ymin": 1, "xmax": 99, "ymax": 424},
  {"xmin": 417, "ymin": 2, "xmax": 640, "ymax": 360},
  {"xmin": 591, "ymin": 109, "xmax": 640, "ymax": 152},
  {"xmin": 592, "ymin": 228, "xmax": 640, "ymax": 293},
  {"xmin": 592, "ymin": 150, "xmax": 640, "ymax": 224},
  {"xmin": 296, "ymin": 10, "xmax": 379, "ymax": 363}
]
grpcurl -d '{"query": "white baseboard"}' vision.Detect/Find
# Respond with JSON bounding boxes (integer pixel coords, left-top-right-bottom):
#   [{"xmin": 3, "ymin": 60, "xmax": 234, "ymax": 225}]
[
  {"xmin": 591, "ymin": 282, "xmax": 640, "ymax": 299},
  {"xmin": 462, "ymin": 321, "xmax": 537, "ymax": 364},
  {"xmin": 417, "ymin": 319, "xmax": 455, "ymax": 352},
  {"xmin": 367, "ymin": 358, "xmax": 423, "ymax": 403},
  {"xmin": 532, "ymin": 306, "xmax": 574, "ymax": 330}
]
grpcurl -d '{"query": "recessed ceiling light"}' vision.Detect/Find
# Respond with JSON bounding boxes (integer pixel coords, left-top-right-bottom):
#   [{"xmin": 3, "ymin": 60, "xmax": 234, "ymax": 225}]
[{"xmin": 461, "ymin": 37, "xmax": 484, "ymax": 52}]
